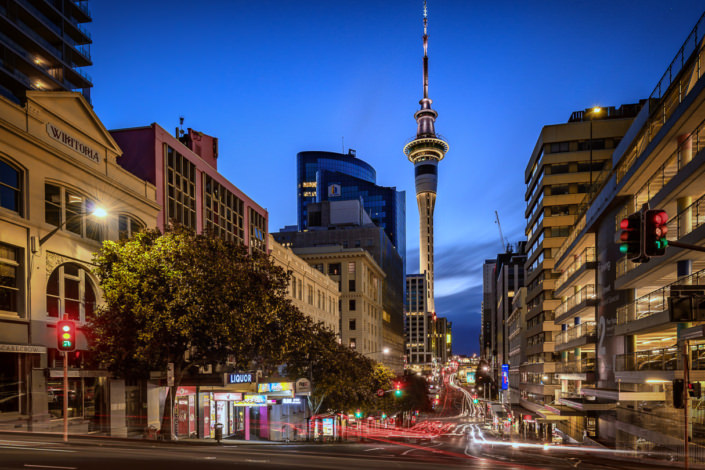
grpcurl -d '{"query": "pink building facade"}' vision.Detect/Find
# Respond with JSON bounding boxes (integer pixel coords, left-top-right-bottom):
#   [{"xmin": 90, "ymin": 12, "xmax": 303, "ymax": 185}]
[{"xmin": 111, "ymin": 124, "xmax": 268, "ymax": 253}]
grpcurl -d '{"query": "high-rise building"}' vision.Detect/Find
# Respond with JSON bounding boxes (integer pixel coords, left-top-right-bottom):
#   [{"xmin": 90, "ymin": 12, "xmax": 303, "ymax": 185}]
[
  {"xmin": 274, "ymin": 199, "xmax": 405, "ymax": 373},
  {"xmin": 522, "ymin": 103, "xmax": 640, "ymax": 415},
  {"xmin": 296, "ymin": 150, "xmax": 406, "ymax": 271},
  {"xmin": 549, "ymin": 10, "xmax": 705, "ymax": 455},
  {"xmin": 0, "ymin": 0, "xmax": 93, "ymax": 104},
  {"xmin": 402, "ymin": 2, "xmax": 448, "ymax": 314},
  {"xmin": 405, "ymin": 273, "xmax": 433, "ymax": 367}
]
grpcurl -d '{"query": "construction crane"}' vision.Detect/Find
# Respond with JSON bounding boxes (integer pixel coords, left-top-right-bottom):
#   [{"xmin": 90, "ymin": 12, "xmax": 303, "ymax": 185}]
[{"xmin": 494, "ymin": 210, "xmax": 507, "ymax": 251}]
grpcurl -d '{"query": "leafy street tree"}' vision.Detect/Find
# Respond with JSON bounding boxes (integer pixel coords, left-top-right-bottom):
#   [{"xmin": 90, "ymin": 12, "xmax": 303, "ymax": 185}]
[{"xmin": 87, "ymin": 225, "xmax": 308, "ymax": 437}]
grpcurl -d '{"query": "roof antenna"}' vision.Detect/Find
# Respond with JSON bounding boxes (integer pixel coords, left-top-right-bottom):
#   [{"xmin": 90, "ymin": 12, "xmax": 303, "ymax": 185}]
[
  {"xmin": 342, "ymin": 136, "xmax": 345, "ymax": 154},
  {"xmin": 179, "ymin": 116, "xmax": 185, "ymax": 137}
]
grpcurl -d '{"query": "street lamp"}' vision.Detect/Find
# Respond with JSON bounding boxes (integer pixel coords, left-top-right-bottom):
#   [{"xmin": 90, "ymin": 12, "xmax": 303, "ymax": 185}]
[
  {"xmin": 363, "ymin": 347, "xmax": 390, "ymax": 359},
  {"xmin": 39, "ymin": 206, "xmax": 108, "ymax": 246},
  {"xmin": 587, "ymin": 106, "xmax": 603, "ymax": 189}
]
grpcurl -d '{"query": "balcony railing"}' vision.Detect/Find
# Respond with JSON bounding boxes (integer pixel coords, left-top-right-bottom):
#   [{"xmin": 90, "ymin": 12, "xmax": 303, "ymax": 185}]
[
  {"xmin": 556, "ymin": 322, "xmax": 596, "ymax": 346},
  {"xmin": 617, "ymin": 267, "xmax": 705, "ymax": 325},
  {"xmin": 555, "ymin": 247, "xmax": 596, "ymax": 292},
  {"xmin": 616, "ymin": 11, "xmax": 705, "ymax": 184},
  {"xmin": 556, "ymin": 358, "xmax": 595, "ymax": 374},
  {"xmin": 615, "ymin": 347, "xmax": 679, "ymax": 371},
  {"xmin": 668, "ymin": 191, "xmax": 705, "ymax": 238},
  {"xmin": 555, "ymin": 284, "xmax": 596, "ymax": 319}
]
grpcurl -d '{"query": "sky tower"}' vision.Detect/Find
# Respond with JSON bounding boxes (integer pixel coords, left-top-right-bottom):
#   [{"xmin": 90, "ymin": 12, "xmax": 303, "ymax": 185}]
[{"xmin": 403, "ymin": 0, "xmax": 448, "ymax": 313}]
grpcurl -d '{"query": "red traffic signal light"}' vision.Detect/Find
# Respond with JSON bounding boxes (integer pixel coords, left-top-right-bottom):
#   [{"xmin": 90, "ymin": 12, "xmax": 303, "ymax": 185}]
[
  {"xmin": 644, "ymin": 209, "xmax": 668, "ymax": 257},
  {"xmin": 57, "ymin": 320, "xmax": 76, "ymax": 352},
  {"xmin": 619, "ymin": 212, "xmax": 643, "ymax": 261}
]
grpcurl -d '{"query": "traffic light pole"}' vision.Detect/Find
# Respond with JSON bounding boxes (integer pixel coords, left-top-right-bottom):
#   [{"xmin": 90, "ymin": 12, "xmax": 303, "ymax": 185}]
[
  {"xmin": 684, "ymin": 339, "xmax": 689, "ymax": 470},
  {"xmin": 668, "ymin": 240, "xmax": 705, "ymax": 253},
  {"xmin": 63, "ymin": 350, "xmax": 68, "ymax": 443}
]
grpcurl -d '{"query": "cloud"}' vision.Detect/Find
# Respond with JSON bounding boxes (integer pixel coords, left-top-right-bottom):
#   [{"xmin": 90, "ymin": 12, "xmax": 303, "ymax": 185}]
[{"xmin": 435, "ymin": 284, "xmax": 483, "ymax": 355}]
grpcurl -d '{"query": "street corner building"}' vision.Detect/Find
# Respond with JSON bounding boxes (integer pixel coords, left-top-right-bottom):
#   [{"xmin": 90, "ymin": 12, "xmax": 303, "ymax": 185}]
[{"xmin": 0, "ymin": 90, "xmax": 160, "ymax": 434}]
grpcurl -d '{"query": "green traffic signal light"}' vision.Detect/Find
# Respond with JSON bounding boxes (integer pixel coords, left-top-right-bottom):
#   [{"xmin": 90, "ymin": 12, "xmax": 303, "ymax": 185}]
[
  {"xmin": 644, "ymin": 209, "xmax": 668, "ymax": 257},
  {"xmin": 473, "ymin": 398, "xmax": 478, "ymax": 404},
  {"xmin": 394, "ymin": 389, "xmax": 402, "ymax": 397},
  {"xmin": 619, "ymin": 212, "xmax": 643, "ymax": 261},
  {"xmin": 57, "ymin": 319, "xmax": 76, "ymax": 352}
]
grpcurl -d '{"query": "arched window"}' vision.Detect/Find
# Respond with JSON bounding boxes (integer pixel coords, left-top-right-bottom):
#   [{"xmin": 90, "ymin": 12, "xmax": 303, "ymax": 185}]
[
  {"xmin": 46, "ymin": 263, "xmax": 96, "ymax": 322},
  {"xmin": 0, "ymin": 158, "xmax": 22, "ymax": 215},
  {"xmin": 44, "ymin": 184, "xmax": 103, "ymax": 242},
  {"xmin": 118, "ymin": 214, "xmax": 145, "ymax": 240}
]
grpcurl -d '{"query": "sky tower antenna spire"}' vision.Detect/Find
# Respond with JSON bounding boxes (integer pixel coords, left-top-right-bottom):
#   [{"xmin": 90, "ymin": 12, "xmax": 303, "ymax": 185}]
[{"xmin": 422, "ymin": 0, "xmax": 429, "ymax": 99}]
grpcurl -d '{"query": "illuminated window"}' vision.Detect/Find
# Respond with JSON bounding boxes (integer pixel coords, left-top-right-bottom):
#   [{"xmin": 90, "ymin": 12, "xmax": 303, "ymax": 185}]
[
  {"xmin": 44, "ymin": 184, "xmax": 102, "ymax": 242},
  {"xmin": 0, "ymin": 243, "xmax": 21, "ymax": 315},
  {"xmin": 46, "ymin": 263, "xmax": 96, "ymax": 322}
]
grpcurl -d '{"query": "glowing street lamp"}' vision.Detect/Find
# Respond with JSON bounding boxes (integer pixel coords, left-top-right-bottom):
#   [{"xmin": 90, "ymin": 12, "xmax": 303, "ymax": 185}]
[{"xmin": 39, "ymin": 206, "xmax": 108, "ymax": 246}]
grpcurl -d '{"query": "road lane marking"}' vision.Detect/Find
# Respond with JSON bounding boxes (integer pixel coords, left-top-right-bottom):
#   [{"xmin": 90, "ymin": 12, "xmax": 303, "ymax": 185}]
[
  {"xmin": 0, "ymin": 445, "xmax": 76, "ymax": 453},
  {"xmin": 24, "ymin": 465, "xmax": 76, "ymax": 469},
  {"xmin": 401, "ymin": 448, "xmax": 417, "ymax": 455},
  {"xmin": 363, "ymin": 447, "xmax": 383, "ymax": 452}
]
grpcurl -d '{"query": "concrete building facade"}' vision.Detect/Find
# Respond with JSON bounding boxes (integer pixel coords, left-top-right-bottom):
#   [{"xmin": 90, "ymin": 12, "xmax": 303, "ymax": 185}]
[
  {"xmin": 0, "ymin": 91, "xmax": 159, "ymax": 434},
  {"xmin": 268, "ymin": 234, "xmax": 340, "ymax": 335}
]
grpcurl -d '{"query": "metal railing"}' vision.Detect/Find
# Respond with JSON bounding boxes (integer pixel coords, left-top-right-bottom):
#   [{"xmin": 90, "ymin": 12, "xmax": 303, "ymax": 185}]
[
  {"xmin": 555, "ymin": 247, "xmax": 596, "ymax": 292},
  {"xmin": 555, "ymin": 358, "xmax": 596, "ymax": 374},
  {"xmin": 617, "ymin": 267, "xmax": 705, "ymax": 325},
  {"xmin": 668, "ymin": 191, "xmax": 705, "ymax": 238},
  {"xmin": 615, "ymin": 347, "xmax": 679, "ymax": 371},
  {"xmin": 556, "ymin": 321, "xmax": 596, "ymax": 346},
  {"xmin": 617, "ymin": 11, "xmax": 705, "ymax": 183},
  {"xmin": 555, "ymin": 284, "xmax": 596, "ymax": 319}
]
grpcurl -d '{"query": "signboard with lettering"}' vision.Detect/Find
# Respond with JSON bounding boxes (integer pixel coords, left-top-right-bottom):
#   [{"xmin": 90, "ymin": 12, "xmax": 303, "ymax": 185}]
[
  {"xmin": 225, "ymin": 373, "xmax": 253, "ymax": 384},
  {"xmin": 230, "ymin": 394, "xmax": 266, "ymax": 407},
  {"xmin": 322, "ymin": 418, "xmax": 334, "ymax": 436},
  {"xmin": 501, "ymin": 364, "xmax": 509, "ymax": 390},
  {"xmin": 295, "ymin": 378, "xmax": 312, "ymax": 396},
  {"xmin": 213, "ymin": 393, "xmax": 243, "ymax": 401},
  {"xmin": 328, "ymin": 184, "xmax": 341, "ymax": 197},
  {"xmin": 281, "ymin": 398, "xmax": 302, "ymax": 405},
  {"xmin": 257, "ymin": 382, "xmax": 294, "ymax": 394},
  {"xmin": 46, "ymin": 123, "xmax": 100, "ymax": 164}
]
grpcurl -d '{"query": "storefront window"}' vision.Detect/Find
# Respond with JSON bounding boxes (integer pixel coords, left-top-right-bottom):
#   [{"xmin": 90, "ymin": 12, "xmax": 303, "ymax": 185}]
[
  {"xmin": 46, "ymin": 375, "xmax": 107, "ymax": 429},
  {"xmin": 0, "ymin": 353, "xmax": 20, "ymax": 413}
]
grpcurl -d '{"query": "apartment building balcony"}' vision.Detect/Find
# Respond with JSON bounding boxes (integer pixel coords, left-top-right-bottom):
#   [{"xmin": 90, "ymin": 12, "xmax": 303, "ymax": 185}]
[
  {"xmin": 615, "ymin": 344, "xmax": 705, "ymax": 383},
  {"xmin": 554, "ymin": 285, "xmax": 597, "ymax": 324},
  {"xmin": 555, "ymin": 321, "xmax": 597, "ymax": 352},
  {"xmin": 554, "ymin": 247, "xmax": 596, "ymax": 296},
  {"xmin": 555, "ymin": 391, "xmax": 614, "ymax": 412},
  {"xmin": 616, "ymin": 267, "xmax": 705, "ymax": 336},
  {"xmin": 526, "ymin": 319, "xmax": 556, "ymax": 337},
  {"xmin": 555, "ymin": 358, "xmax": 596, "ymax": 381},
  {"xmin": 521, "ymin": 361, "xmax": 556, "ymax": 374},
  {"xmin": 522, "ymin": 382, "xmax": 560, "ymax": 396},
  {"xmin": 526, "ymin": 341, "xmax": 555, "ymax": 356}
]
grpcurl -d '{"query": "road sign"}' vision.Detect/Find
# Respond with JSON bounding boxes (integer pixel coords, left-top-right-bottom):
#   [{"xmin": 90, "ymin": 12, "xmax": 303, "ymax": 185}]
[{"xmin": 377, "ymin": 389, "xmax": 384, "ymax": 397}]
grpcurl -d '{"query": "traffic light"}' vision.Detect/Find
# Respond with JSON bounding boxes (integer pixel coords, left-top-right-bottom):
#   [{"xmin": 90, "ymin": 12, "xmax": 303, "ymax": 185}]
[
  {"xmin": 57, "ymin": 320, "xmax": 76, "ymax": 352},
  {"xmin": 472, "ymin": 394, "xmax": 478, "ymax": 404},
  {"xmin": 619, "ymin": 211, "xmax": 643, "ymax": 260},
  {"xmin": 644, "ymin": 209, "xmax": 668, "ymax": 257},
  {"xmin": 688, "ymin": 382, "xmax": 702, "ymax": 398},
  {"xmin": 354, "ymin": 409, "xmax": 362, "ymax": 418},
  {"xmin": 394, "ymin": 382, "xmax": 402, "ymax": 397}
]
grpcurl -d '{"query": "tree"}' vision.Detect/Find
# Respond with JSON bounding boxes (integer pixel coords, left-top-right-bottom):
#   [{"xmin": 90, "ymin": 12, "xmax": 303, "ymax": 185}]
[{"xmin": 87, "ymin": 225, "xmax": 307, "ymax": 437}]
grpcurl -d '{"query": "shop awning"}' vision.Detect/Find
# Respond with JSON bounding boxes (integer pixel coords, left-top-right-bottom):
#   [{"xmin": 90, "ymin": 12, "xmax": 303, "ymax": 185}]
[{"xmin": 536, "ymin": 408, "xmax": 569, "ymax": 421}]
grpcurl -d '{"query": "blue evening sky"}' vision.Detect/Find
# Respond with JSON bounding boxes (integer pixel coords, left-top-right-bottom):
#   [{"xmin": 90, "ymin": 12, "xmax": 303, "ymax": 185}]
[{"xmin": 89, "ymin": 0, "xmax": 704, "ymax": 355}]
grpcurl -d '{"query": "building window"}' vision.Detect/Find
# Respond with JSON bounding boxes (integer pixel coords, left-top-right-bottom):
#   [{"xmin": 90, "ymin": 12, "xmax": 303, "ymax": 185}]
[
  {"xmin": 44, "ymin": 184, "xmax": 103, "ymax": 242},
  {"xmin": 46, "ymin": 263, "xmax": 96, "ymax": 322},
  {"xmin": 249, "ymin": 208, "xmax": 267, "ymax": 254},
  {"xmin": 165, "ymin": 146, "xmax": 197, "ymax": 230},
  {"xmin": 307, "ymin": 285, "xmax": 313, "ymax": 305},
  {"xmin": 549, "ymin": 141, "xmax": 570, "ymax": 153},
  {"xmin": 0, "ymin": 243, "xmax": 20, "ymax": 315},
  {"xmin": 348, "ymin": 279, "xmax": 356, "ymax": 292},
  {"xmin": 204, "ymin": 175, "xmax": 244, "ymax": 244},
  {"xmin": 349, "ymin": 338, "xmax": 356, "ymax": 349},
  {"xmin": 349, "ymin": 299, "xmax": 356, "ymax": 311},
  {"xmin": 0, "ymin": 159, "xmax": 22, "ymax": 215},
  {"xmin": 349, "ymin": 319, "xmax": 356, "ymax": 331},
  {"xmin": 348, "ymin": 262, "xmax": 355, "ymax": 274},
  {"xmin": 118, "ymin": 214, "xmax": 145, "ymax": 240},
  {"xmin": 328, "ymin": 263, "xmax": 341, "ymax": 275},
  {"xmin": 313, "ymin": 264, "xmax": 324, "ymax": 273}
]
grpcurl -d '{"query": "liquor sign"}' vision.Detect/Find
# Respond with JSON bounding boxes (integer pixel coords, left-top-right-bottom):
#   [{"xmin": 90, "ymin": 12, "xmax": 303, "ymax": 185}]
[
  {"xmin": 226, "ymin": 372, "xmax": 253, "ymax": 384},
  {"xmin": 501, "ymin": 364, "xmax": 509, "ymax": 390}
]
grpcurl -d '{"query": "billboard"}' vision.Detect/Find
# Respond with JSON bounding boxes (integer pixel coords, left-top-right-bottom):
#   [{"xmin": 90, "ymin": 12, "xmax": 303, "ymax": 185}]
[{"xmin": 501, "ymin": 364, "xmax": 509, "ymax": 390}]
